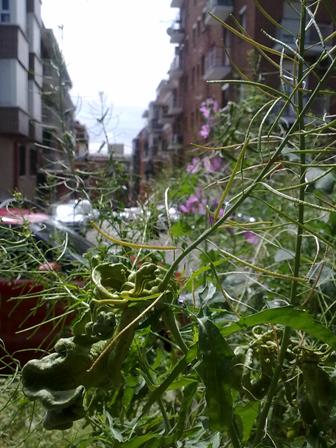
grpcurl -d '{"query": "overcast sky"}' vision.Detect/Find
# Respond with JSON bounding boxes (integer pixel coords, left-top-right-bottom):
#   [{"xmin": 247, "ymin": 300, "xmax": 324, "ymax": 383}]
[{"xmin": 41, "ymin": 0, "xmax": 176, "ymax": 153}]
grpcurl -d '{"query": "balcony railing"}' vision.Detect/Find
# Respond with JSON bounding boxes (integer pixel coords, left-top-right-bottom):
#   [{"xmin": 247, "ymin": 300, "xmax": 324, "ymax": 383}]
[
  {"xmin": 275, "ymin": 19, "xmax": 333, "ymax": 54},
  {"xmin": 170, "ymin": 0, "xmax": 183, "ymax": 7},
  {"xmin": 204, "ymin": 46, "xmax": 231, "ymax": 80},
  {"xmin": 169, "ymin": 55, "xmax": 183, "ymax": 79},
  {"xmin": 167, "ymin": 20, "xmax": 184, "ymax": 44},
  {"xmin": 167, "ymin": 98, "xmax": 182, "ymax": 116},
  {"xmin": 149, "ymin": 118, "xmax": 163, "ymax": 133},
  {"xmin": 204, "ymin": 0, "xmax": 233, "ymax": 26},
  {"xmin": 168, "ymin": 133, "xmax": 183, "ymax": 150}
]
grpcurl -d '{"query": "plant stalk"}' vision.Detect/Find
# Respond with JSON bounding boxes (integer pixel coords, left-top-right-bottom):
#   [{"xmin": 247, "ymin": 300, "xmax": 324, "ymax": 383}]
[
  {"xmin": 159, "ymin": 38, "xmax": 336, "ymax": 293},
  {"xmin": 252, "ymin": 1, "xmax": 307, "ymax": 444}
]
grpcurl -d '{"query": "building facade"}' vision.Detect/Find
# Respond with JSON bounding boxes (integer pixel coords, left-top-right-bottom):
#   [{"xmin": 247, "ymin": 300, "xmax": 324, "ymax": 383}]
[
  {"xmin": 0, "ymin": 0, "xmax": 76, "ymax": 201},
  {"xmin": 132, "ymin": 0, "xmax": 335, "ymax": 201},
  {"xmin": 0, "ymin": 0, "xmax": 43, "ymax": 199}
]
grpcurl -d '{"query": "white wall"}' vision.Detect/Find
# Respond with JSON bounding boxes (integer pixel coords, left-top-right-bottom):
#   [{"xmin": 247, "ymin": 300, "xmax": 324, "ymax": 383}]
[
  {"xmin": 27, "ymin": 13, "xmax": 41, "ymax": 57},
  {"xmin": 11, "ymin": 0, "xmax": 27, "ymax": 34},
  {"xmin": 17, "ymin": 30, "xmax": 29, "ymax": 69},
  {"xmin": 0, "ymin": 60, "xmax": 28, "ymax": 111},
  {"xmin": 28, "ymin": 80, "xmax": 41, "ymax": 121},
  {"xmin": 0, "ymin": 60, "xmax": 15, "ymax": 106},
  {"xmin": 16, "ymin": 62, "xmax": 28, "ymax": 111}
]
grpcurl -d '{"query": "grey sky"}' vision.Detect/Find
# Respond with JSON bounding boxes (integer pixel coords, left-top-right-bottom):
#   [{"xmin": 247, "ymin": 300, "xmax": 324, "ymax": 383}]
[{"xmin": 41, "ymin": 1, "xmax": 176, "ymax": 153}]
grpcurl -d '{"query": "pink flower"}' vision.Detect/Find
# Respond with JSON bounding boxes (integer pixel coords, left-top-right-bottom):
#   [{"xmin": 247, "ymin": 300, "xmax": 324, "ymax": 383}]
[
  {"xmin": 243, "ymin": 231, "xmax": 260, "ymax": 245},
  {"xmin": 200, "ymin": 104, "xmax": 211, "ymax": 119},
  {"xmin": 179, "ymin": 190, "xmax": 207, "ymax": 215},
  {"xmin": 203, "ymin": 156, "xmax": 223, "ymax": 173},
  {"xmin": 186, "ymin": 157, "xmax": 201, "ymax": 174},
  {"xmin": 212, "ymin": 100, "xmax": 219, "ymax": 113},
  {"xmin": 200, "ymin": 98, "xmax": 219, "ymax": 118},
  {"xmin": 199, "ymin": 124, "xmax": 211, "ymax": 139}
]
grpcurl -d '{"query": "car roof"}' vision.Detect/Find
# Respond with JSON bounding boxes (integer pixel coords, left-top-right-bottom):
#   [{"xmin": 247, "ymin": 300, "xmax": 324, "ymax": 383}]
[{"xmin": 0, "ymin": 208, "xmax": 50, "ymax": 225}]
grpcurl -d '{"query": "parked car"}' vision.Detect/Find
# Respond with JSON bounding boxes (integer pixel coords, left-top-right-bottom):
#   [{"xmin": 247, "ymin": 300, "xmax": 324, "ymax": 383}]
[
  {"xmin": 117, "ymin": 205, "xmax": 180, "ymax": 232},
  {"xmin": 50, "ymin": 199, "xmax": 99, "ymax": 234},
  {"xmin": 0, "ymin": 207, "xmax": 93, "ymax": 368}
]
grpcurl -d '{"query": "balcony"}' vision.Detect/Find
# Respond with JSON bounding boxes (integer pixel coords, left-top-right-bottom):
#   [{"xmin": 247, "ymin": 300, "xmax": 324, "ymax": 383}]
[
  {"xmin": 168, "ymin": 55, "xmax": 183, "ymax": 79},
  {"xmin": 204, "ymin": 0, "xmax": 233, "ymax": 26},
  {"xmin": 167, "ymin": 20, "xmax": 184, "ymax": 44},
  {"xmin": 274, "ymin": 95, "xmax": 330, "ymax": 125},
  {"xmin": 0, "ymin": 107, "xmax": 29, "ymax": 137},
  {"xmin": 149, "ymin": 118, "xmax": 163, "ymax": 133},
  {"xmin": 168, "ymin": 133, "xmax": 183, "ymax": 151},
  {"xmin": 170, "ymin": 0, "xmax": 183, "ymax": 7},
  {"xmin": 168, "ymin": 95, "xmax": 183, "ymax": 117},
  {"xmin": 274, "ymin": 19, "xmax": 333, "ymax": 55},
  {"xmin": 161, "ymin": 103, "xmax": 182, "ymax": 124},
  {"xmin": 204, "ymin": 46, "xmax": 231, "ymax": 80}
]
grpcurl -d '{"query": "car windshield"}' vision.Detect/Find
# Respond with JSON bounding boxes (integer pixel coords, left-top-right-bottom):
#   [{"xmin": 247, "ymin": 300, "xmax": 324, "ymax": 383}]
[
  {"xmin": 30, "ymin": 220, "xmax": 93, "ymax": 261},
  {"xmin": 0, "ymin": 219, "xmax": 93, "ymax": 278}
]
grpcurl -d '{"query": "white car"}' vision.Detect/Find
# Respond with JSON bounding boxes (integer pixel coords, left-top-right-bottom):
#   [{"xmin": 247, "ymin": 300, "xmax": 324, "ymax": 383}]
[{"xmin": 50, "ymin": 199, "xmax": 99, "ymax": 234}]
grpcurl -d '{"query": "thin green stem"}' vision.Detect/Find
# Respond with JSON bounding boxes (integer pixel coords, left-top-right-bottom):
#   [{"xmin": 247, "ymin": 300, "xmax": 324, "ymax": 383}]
[
  {"xmin": 159, "ymin": 35, "xmax": 336, "ymax": 294},
  {"xmin": 229, "ymin": 420, "xmax": 242, "ymax": 448},
  {"xmin": 252, "ymin": 1, "xmax": 307, "ymax": 444}
]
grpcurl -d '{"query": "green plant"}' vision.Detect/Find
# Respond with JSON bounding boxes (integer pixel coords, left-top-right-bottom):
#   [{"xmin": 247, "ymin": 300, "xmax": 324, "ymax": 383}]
[{"xmin": 2, "ymin": 1, "xmax": 336, "ymax": 446}]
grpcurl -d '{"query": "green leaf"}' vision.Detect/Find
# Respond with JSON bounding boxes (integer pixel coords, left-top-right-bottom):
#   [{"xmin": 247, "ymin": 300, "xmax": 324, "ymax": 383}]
[
  {"xmin": 170, "ymin": 220, "xmax": 192, "ymax": 238},
  {"xmin": 120, "ymin": 434, "xmax": 159, "ymax": 448},
  {"xmin": 198, "ymin": 318, "xmax": 234, "ymax": 431},
  {"xmin": 141, "ymin": 345, "xmax": 197, "ymax": 417},
  {"xmin": 167, "ymin": 376, "xmax": 198, "ymax": 391},
  {"xmin": 219, "ymin": 307, "xmax": 336, "ymax": 348},
  {"xmin": 174, "ymin": 382, "xmax": 198, "ymax": 441},
  {"xmin": 235, "ymin": 401, "xmax": 259, "ymax": 442}
]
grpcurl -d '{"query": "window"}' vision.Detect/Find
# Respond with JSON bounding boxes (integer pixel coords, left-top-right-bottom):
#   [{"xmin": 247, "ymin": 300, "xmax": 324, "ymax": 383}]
[
  {"xmin": 239, "ymin": 6, "xmax": 247, "ymax": 32},
  {"xmin": 224, "ymin": 29, "xmax": 231, "ymax": 65},
  {"xmin": 197, "ymin": 19, "xmax": 201, "ymax": 38},
  {"xmin": 196, "ymin": 108, "xmax": 200, "ymax": 127},
  {"xmin": 192, "ymin": 27, "xmax": 196, "ymax": 47},
  {"xmin": 184, "ymin": 115, "xmax": 188, "ymax": 131},
  {"xmin": 183, "ymin": 74, "xmax": 188, "ymax": 92},
  {"xmin": 0, "ymin": 0, "xmax": 10, "ymax": 22},
  {"xmin": 19, "ymin": 145, "xmax": 26, "ymax": 176},
  {"xmin": 191, "ymin": 66, "xmax": 196, "ymax": 88},
  {"xmin": 0, "ymin": 13, "xmax": 10, "ymax": 22},
  {"xmin": 30, "ymin": 148, "xmax": 37, "ymax": 175},
  {"xmin": 191, "ymin": 112, "xmax": 195, "ymax": 130}
]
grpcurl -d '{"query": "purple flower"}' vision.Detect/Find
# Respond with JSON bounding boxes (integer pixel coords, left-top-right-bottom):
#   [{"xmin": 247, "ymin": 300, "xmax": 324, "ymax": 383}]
[
  {"xmin": 200, "ymin": 98, "xmax": 219, "ymax": 119},
  {"xmin": 186, "ymin": 157, "xmax": 201, "ymax": 174},
  {"xmin": 243, "ymin": 231, "xmax": 260, "ymax": 245},
  {"xmin": 212, "ymin": 100, "xmax": 219, "ymax": 113},
  {"xmin": 199, "ymin": 124, "xmax": 211, "ymax": 139},
  {"xmin": 208, "ymin": 207, "xmax": 225, "ymax": 225},
  {"xmin": 200, "ymin": 104, "xmax": 211, "ymax": 119},
  {"xmin": 203, "ymin": 156, "xmax": 223, "ymax": 173},
  {"xmin": 179, "ymin": 190, "xmax": 207, "ymax": 215}
]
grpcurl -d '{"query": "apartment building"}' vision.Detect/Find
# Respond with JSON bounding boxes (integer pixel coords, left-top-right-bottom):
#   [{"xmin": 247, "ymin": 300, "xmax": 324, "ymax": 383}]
[
  {"xmin": 132, "ymin": 0, "xmax": 335, "ymax": 200},
  {"xmin": 0, "ymin": 0, "xmax": 43, "ymax": 199},
  {"xmin": 0, "ymin": 0, "xmax": 75, "ymax": 201},
  {"xmin": 74, "ymin": 120, "xmax": 89, "ymax": 159},
  {"xmin": 41, "ymin": 26, "xmax": 74, "ymax": 167}
]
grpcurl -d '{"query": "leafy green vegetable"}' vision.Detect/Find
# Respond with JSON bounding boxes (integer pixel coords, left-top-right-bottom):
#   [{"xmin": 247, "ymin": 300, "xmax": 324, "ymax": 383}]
[
  {"xmin": 198, "ymin": 318, "xmax": 237, "ymax": 431},
  {"xmin": 220, "ymin": 307, "xmax": 336, "ymax": 348}
]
